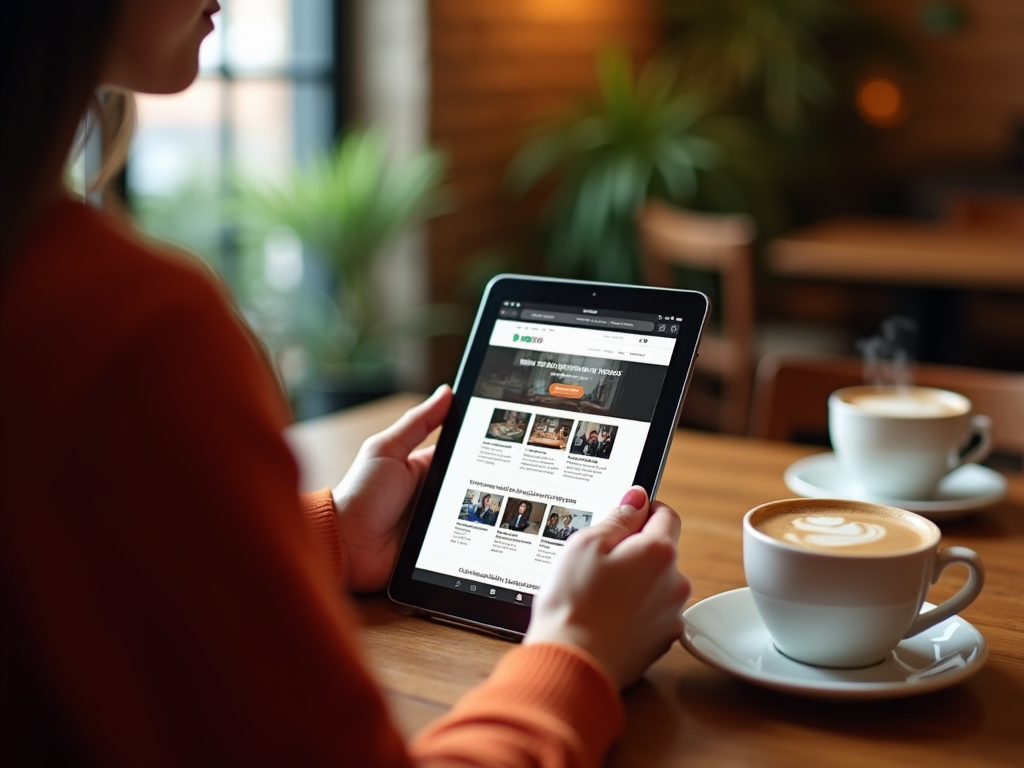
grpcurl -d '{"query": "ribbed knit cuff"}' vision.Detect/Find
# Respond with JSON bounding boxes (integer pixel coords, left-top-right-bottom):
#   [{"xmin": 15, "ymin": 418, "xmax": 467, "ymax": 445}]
[
  {"xmin": 299, "ymin": 488, "xmax": 346, "ymax": 587},
  {"xmin": 485, "ymin": 642, "xmax": 624, "ymax": 765}
]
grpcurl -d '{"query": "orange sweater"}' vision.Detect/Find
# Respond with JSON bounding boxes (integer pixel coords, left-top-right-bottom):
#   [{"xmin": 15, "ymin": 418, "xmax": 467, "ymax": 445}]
[{"xmin": 0, "ymin": 200, "xmax": 623, "ymax": 767}]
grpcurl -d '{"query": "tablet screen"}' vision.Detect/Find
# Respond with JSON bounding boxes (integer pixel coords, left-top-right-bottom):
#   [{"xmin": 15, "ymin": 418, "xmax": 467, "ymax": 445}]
[{"xmin": 409, "ymin": 296, "xmax": 685, "ymax": 609}]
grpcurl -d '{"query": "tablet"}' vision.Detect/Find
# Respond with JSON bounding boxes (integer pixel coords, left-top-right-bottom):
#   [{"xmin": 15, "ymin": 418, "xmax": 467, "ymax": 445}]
[{"xmin": 388, "ymin": 275, "xmax": 708, "ymax": 637}]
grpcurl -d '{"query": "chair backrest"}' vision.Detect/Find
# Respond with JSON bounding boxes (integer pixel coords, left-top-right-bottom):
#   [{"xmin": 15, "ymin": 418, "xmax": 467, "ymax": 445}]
[
  {"xmin": 750, "ymin": 354, "xmax": 1024, "ymax": 465},
  {"xmin": 944, "ymin": 192, "xmax": 1024, "ymax": 235},
  {"xmin": 638, "ymin": 201, "xmax": 757, "ymax": 433}
]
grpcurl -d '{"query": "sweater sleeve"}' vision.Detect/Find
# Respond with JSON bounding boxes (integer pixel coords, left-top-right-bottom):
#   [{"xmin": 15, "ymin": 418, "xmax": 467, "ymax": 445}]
[
  {"xmin": 296, "ymin": 486, "xmax": 624, "ymax": 766},
  {"xmin": 300, "ymin": 488, "xmax": 346, "ymax": 587},
  {"xmin": 412, "ymin": 643, "xmax": 624, "ymax": 768},
  {"xmin": 295, "ymin": 495, "xmax": 624, "ymax": 768},
  {"xmin": 4, "ymin": 205, "xmax": 626, "ymax": 768},
  {"xmin": 295, "ymin": 491, "xmax": 624, "ymax": 766}
]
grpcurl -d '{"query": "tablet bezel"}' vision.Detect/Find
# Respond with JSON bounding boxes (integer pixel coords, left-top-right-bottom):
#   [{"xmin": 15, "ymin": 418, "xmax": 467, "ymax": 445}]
[{"xmin": 388, "ymin": 275, "xmax": 709, "ymax": 636}]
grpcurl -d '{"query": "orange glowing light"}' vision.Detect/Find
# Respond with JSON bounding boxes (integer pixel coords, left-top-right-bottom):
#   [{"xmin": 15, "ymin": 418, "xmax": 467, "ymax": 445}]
[{"xmin": 856, "ymin": 78, "xmax": 907, "ymax": 128}]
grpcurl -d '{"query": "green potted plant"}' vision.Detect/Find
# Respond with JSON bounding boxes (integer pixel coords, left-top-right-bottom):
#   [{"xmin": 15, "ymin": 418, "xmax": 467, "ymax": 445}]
[
  {"xmin": 507, "ymin": 49, "xmax": 763, "ymax": 284},
  {"xmin": 664, "ymin": 0, "xmax": 858, "ymax": 134},
  {"xmin": 662, "ymin": 0, "xmax": 909, "ymax": 206},
  {"xmin": 238, "ymin": 128, "xmax": 461, "ymax": 413}
]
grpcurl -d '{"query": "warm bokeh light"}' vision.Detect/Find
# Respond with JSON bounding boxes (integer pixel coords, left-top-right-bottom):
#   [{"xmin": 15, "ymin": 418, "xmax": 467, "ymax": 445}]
[
  {"xmin": 521, "ymin": 0, "xmax": 595, "ymax": 21},
  {"xmin": 856, "ymin": 78, "xmax": 907, "ymax": 128}
]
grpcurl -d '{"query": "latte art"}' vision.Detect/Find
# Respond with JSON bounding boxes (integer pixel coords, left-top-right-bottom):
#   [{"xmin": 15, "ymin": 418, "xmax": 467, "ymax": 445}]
[
  {"xmin": 754, "ymin": 506, "xmax": 929, "ymax": 555},
  {"xmin": 782, "ymin": 515, "xmax": 887, "ymax": 548}
]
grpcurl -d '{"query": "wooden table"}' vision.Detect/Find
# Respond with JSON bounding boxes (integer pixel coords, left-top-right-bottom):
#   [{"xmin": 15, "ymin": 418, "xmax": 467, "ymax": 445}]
[
  {"xmin": 287, "ymin": 394, "xmax": 1024, "ymax": 768},
  {"xmin": 769, "ymin": 216, "xmax": 1024, "ymax": 290}
]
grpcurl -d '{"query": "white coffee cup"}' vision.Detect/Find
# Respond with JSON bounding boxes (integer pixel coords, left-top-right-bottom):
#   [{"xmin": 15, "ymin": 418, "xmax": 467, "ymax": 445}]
[
  {"xmin": 828, "ymin": 385, "xmax": 992, "ymax": 500},
  {"xmin": 743, "ymin": 498, "xmax": 984, "ymax": 668}
]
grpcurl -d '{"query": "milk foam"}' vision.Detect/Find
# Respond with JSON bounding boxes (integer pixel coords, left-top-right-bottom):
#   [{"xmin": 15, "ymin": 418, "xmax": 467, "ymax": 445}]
[
  {"xmin": 848, "ymin": 393, "xmax": 961, "ymax": 418},
  {"xmin": 782, "ymin": 515, "xmax": 887, "ymax": 548}
]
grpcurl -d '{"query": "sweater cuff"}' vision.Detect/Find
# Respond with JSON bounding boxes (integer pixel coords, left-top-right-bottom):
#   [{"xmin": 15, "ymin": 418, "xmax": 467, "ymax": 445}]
[
  {"xmin": 415, "ymin": 640, "xmax": 624, "ymax": 767},
  {"xmin": 490, "ymin": 642, "xmax": 624, "ymax": 762},
  {"xmin": 299, "ymin": 489, "xmax": 346, "ymax": 588}
]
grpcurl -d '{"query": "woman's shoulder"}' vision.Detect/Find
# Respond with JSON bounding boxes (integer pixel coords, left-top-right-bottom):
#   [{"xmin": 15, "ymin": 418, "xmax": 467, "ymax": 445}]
[
  {"xmin": 5, "ymin": 198, "xmax": 236, "ymax": 338},
  {"xmin": 1, "ymin": 198, "xmax": 264, "ymax": 400},
  {"xmin": 27, "ymin": 198, "xmax": 223, "ymax": 297}
]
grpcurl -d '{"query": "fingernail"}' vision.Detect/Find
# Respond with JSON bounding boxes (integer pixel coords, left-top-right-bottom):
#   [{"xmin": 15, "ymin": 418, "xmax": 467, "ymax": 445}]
[{"xmin": 619, "ymin": 486, "xmax": 646, "ymax": 510}]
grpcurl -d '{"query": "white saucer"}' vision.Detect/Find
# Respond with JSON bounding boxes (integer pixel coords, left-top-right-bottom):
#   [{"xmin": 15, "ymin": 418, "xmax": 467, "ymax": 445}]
[
  {"xmin": 681, "ymin": 588, "xmax": 987, "ymax": 700},
  {"xmin": 783, "ymin": 452, "xmax": 1007, "ymax": 521}
]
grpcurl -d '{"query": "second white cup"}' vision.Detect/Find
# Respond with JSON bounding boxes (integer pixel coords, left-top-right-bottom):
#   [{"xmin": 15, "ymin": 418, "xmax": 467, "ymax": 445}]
[{"xmin": 828, "ymin": 385, "xmax": 992, "ymax": 500}]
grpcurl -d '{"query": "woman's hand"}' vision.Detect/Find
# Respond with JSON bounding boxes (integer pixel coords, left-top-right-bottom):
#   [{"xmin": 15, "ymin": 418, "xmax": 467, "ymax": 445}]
[
  {"xmin": 331, "ymin": 386, "xmax": 452, "ymax": 592},
  {"xmin": 524, "ymin": 486, "xmax": 691, "ymax": 689}
]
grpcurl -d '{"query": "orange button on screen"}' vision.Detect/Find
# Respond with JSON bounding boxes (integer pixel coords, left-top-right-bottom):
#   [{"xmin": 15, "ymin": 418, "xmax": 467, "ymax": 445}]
[{"xmin": 548, "ymin": 383, "xmax": 584, "ymax": 399}]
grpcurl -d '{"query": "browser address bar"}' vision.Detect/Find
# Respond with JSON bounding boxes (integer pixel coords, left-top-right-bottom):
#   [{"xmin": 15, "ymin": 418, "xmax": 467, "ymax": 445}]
[
  {"xmin": 492, "ymin": 320, "xmax": 674, "ymax": 362},
  {"xmin": 505, "ymin": 319, "xmax": 674, "ymax": 351},
  {"xmin": 519, "ymin": 309, "xmax": 654, "ymax": 332}
]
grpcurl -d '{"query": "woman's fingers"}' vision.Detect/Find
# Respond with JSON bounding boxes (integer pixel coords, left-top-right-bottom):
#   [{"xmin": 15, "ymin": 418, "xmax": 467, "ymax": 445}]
[
  {"xmin": 364, "ymin": 385, "xmax": 451, "ymax": 460},
  {"xmin": 641, "ymin": 502, "xmax": 681, "ymax": 544},
  {"xmin": 585, "ymin": 486, "xmax": 649, "ymax": 552},
  {"xmin": 524, "ymin": 488, "xmax": 690, "ymax": 689}
]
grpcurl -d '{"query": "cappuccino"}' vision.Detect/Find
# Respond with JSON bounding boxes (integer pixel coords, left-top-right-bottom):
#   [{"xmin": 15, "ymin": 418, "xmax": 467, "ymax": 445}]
[
  {"xmin": 743, "ymin": 498, "xmax": 984, "ymax": 668},
  {"xmin": 841, "ymin": 387, "xmax": 967, "ymax": 419},
  {"xmin": 753, "ymin": 504, "xmax": 930, "ymax": 555}
]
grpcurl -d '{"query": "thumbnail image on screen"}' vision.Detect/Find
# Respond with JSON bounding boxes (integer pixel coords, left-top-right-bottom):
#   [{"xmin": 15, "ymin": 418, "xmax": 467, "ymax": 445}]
[
  {"xmin": 499, "ymin": 498, "xmax": 547, "ymax": 535},
  {"xmin": 527, "ymin": 416, "xmax": 575, "ymax": 451},
  {"xmin": 568, "ymin": 422, "xmax": 618, "ymax": 460},
  {"xmin": 541, "ymin": 506, "xmax": 593, "ymax": 541},
  {"xmin": 484, "ymin": 408, "xmax": 531, "ymax": 444},
  {"xmin": 457, "ymin": 488, "xmax": 502, "ymax": 526}
]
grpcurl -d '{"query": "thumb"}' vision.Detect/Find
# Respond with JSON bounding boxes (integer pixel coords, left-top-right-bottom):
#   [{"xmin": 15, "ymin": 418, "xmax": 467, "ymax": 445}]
[{"xmin": 590, "ymin": 486, "xmax": 649, "ymax": 552}]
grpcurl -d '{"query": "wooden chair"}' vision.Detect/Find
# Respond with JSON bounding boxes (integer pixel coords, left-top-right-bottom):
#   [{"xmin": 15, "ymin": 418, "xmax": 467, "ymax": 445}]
[
  {"xmin": 638, "ymin": 201, "xmax": 757, "ymax": 434},
  {"xmin": 749, "ymin": 354, "xmax": 1024, "ymax": 468},
  {"xmin": 943, "ymin": 192, "xmax": 1024, "ymax": 367},
  {"xmin": 944, "ymin": 192, "xmax": 1024, "ymax": 235}
]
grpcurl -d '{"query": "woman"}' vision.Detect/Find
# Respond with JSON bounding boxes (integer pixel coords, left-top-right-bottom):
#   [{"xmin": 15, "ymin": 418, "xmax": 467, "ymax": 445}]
[
  {"xmin": 466, "ymin": 493, "xmax": 493, "ymax": 525},
  {"xmin": 508, "ymin": 500, "xmax": 534, "ymax": 532},
  {"xmin": 0, "ymin": 2, "xmax": 691, "ymax": 766},
  {"xmin": 543, "ymin": 512, "xmax": 561, "ymax": 539}
]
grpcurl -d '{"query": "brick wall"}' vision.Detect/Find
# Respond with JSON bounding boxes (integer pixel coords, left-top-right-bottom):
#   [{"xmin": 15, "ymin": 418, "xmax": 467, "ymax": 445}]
[
  {"xmin": 425, "ymin": 1, "xmax": 1023, "ymax": 381},
  {"xmin": 427, "ymin": 0, "xmax": 661, "ymax": 383},
  {"xmin": 854, "ymin": 0, "xmax": 1024, "ymax": 174}
]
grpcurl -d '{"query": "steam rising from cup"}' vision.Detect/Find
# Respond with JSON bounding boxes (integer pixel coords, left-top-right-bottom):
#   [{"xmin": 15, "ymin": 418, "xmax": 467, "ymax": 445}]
[{"xmin": 856, "ymin": 315, "xmax": 917, "ymax": 389}]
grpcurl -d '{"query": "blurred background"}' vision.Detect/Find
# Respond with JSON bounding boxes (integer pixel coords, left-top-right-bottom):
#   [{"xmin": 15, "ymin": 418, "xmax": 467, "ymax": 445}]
[{"xmin": 114, "ymin": 0, "xmax": 1023, "ymax": 428}]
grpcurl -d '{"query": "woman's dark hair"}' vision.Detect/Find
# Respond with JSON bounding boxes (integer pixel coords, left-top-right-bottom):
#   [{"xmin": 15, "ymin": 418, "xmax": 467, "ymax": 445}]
[{"xmin": 0, "ymin": 1, "xmax": 124, "ymax": 270}]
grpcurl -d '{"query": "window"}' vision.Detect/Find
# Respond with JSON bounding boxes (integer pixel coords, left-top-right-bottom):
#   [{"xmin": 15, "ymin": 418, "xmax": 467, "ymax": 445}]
[
  {"xmin": 122, "ymin": 1, "xmax": 434, "ymax": 413},
  {"xmin": 128, "ymin": 0, "xmax": 337, "ymax": 285},
  {"xmin": 124, "ymin": 0, "xmax": 342, "ymax": 406}
]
